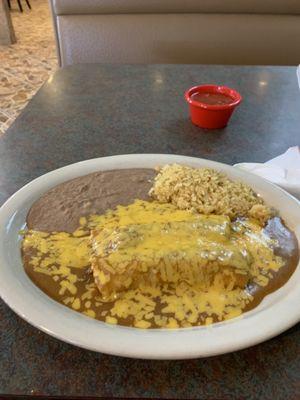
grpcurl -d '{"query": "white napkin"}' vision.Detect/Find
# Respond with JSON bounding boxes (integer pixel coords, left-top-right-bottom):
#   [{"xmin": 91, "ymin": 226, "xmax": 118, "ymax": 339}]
[{"xmin": 234, "ymin": 146, "xmax": 300, "ymax": 199}]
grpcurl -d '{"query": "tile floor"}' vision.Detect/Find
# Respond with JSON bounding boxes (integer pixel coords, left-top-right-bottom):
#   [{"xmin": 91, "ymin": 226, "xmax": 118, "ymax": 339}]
[{"xmin": 0, "ymin": 0, "xmax": 57, "ymax": 134}]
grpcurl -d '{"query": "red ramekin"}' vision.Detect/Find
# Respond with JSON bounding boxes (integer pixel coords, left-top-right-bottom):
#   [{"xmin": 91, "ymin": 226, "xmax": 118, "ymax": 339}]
[{"xmin": 185, "ymin": 85, "xmax": 242, "ymax": 129}]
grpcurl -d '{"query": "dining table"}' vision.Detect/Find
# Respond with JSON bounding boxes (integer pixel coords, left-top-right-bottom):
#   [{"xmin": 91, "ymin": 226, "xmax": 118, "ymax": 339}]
[{"xmin": 0, "ymin": 64, "xmax": 299, "ymax": 400}]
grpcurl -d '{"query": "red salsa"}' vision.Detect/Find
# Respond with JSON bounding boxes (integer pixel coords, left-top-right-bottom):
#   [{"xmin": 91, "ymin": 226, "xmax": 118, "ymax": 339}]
[{"xmin": 191, "ymin": 92, "xmax": 233, "ymax": 106}]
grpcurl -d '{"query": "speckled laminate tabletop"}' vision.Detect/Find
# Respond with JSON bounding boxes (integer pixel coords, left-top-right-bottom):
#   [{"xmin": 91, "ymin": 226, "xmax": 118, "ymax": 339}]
[{"xmin": 0, "ymin": 64, "xmax": 299, "ymax": 399}]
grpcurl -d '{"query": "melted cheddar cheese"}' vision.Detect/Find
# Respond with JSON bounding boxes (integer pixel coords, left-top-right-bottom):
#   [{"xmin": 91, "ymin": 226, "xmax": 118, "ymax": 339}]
[{"xmin": 22, "ymin": 200, "xmax": 284, "ymax": 328}]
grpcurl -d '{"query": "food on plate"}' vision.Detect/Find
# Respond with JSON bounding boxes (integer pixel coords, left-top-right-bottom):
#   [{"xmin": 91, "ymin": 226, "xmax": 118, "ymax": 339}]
[
  {"xmin": 91, "ymin": 207, "xmax": 251, "ymax": 300},
  {"xmin": 26, "ymin": 169, "xmax": 155, "ymax": 233},
  {"xmin": 150, "ymin": 164, "xmax": 274, "ymax": 223},
  {"xmin": 21, "ymin": 165, "xmax": 299, "ymax": 329}
]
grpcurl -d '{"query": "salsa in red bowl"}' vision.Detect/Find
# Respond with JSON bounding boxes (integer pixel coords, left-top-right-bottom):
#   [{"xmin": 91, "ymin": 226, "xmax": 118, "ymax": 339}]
[{"xmin": 185, "ymin": 85, "xmax": 242, "ymax": 129}]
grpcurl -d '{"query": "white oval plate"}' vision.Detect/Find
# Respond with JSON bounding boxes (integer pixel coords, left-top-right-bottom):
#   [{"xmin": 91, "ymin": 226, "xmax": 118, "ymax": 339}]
[{"xmin": 0, "ymin": 154, "xmax": 299, "ymax": 360}]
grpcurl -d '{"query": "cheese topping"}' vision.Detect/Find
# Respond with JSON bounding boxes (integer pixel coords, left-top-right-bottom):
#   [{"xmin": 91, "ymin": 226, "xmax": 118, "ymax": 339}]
[{"xmin": 22, "ymin": 200, "xmax": 284, "ymax": 329}]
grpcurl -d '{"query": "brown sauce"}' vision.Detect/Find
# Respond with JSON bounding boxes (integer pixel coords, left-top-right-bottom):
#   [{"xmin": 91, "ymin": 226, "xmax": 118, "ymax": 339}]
[
  {"xmin": 22, "ymin": 169, "xmax": 299, "ymax": 328},
  {"xmin": 191, "ymin": 92, "xmax": 233, "ymax": 106},
  {"xmin": 244, "ymin": 217, "xmax": 299, "ymax": 311}
]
